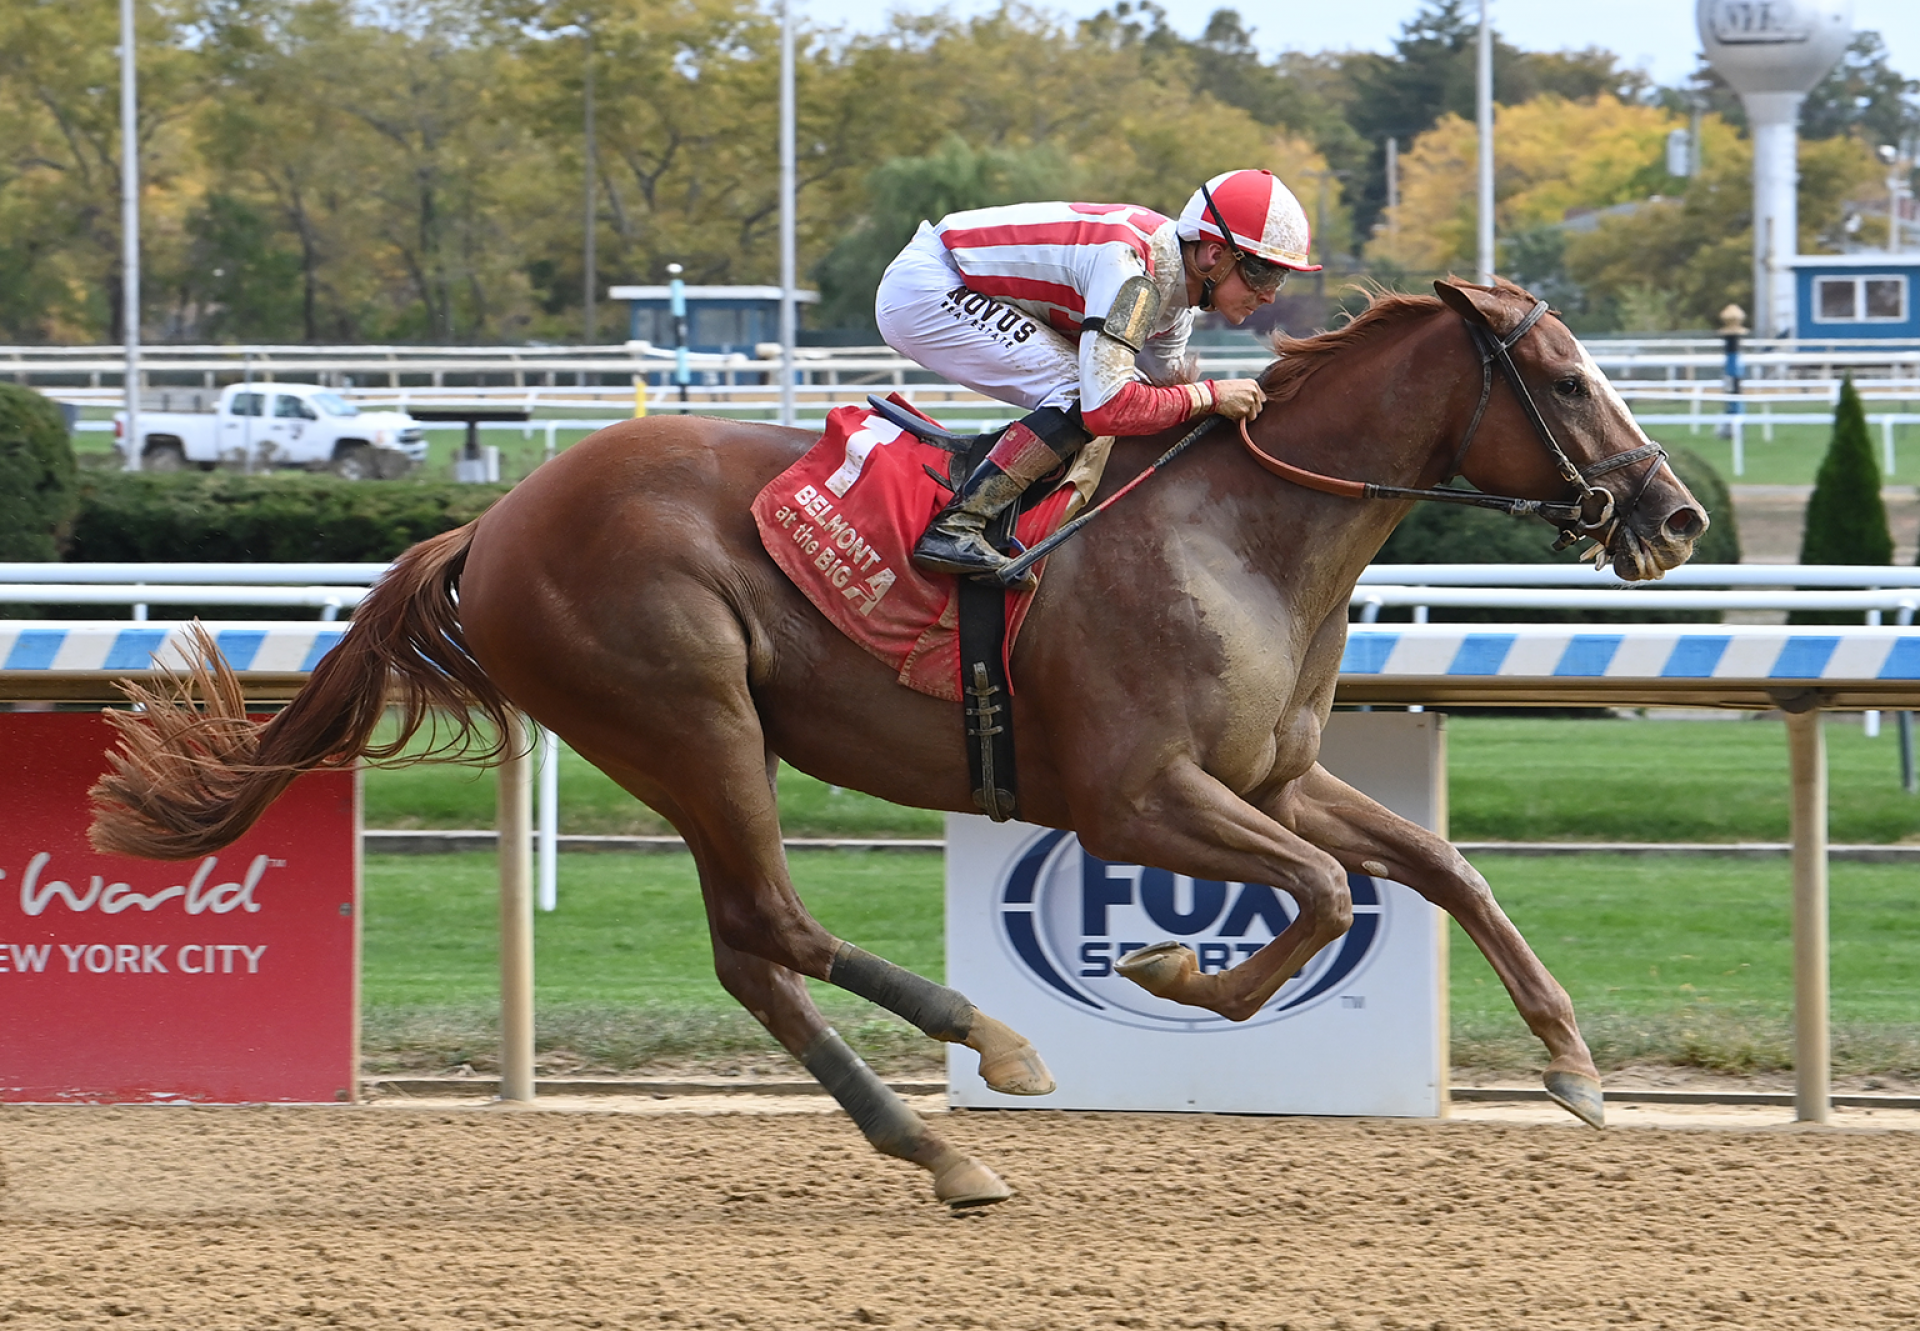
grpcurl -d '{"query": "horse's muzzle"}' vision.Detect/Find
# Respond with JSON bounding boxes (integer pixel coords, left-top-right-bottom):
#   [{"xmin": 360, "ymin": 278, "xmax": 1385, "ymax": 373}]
[{"xmin": 1610, "ymin": 487, "xmax": 1709, "ymax": 582}]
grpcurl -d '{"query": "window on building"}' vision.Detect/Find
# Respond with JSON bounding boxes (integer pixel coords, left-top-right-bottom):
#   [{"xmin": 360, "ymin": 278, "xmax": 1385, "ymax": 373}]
[
  {"xmin": 630, "ymin": 308, "xmax": 674, "ymax": 345},
  {"xmin": 1812, "ymin": 274, "xmax": 1909, "ymax": 322},
  {"xmin": 692, "ymin": 307, "xmax": 748, "ymax": 348},
  {"xmin": 1865, "ymin": 278, "xmax": 1906, "ymax": 321}
]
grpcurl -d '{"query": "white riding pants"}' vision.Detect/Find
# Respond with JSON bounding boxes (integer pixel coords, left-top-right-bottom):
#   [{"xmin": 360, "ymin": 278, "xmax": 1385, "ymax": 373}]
[{"xmin": 874, "ymin": 223, "xmax": 1082, "ymax": 414}]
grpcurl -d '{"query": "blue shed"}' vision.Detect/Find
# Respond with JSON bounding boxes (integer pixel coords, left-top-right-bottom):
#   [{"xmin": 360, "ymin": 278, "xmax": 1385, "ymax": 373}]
[
  {"xmin": 1787, "ymin": 254, "xmax": 1920, "ymax": 339},
  {"xmin": 607, "ymin": 284, "xmax": 820, "ymax": 354}
]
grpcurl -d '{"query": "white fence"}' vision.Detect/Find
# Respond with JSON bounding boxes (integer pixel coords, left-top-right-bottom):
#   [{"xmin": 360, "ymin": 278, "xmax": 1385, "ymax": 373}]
[{"xmin": 30, "ymin": 335, "xmax": 1920, "ymax": 478}]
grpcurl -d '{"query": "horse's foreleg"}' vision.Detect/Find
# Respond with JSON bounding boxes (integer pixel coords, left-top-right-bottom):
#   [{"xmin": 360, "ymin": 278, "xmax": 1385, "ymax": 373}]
[
  {"xmin": 824, "ymin": 944, "xmax": 1053, "ymax": 1095},
  {"xmin": 1279, "ymin": 763, "xmax": 1603, "ymax": 1129},
  {"xmin": 1077, "ymin": 760, "xmax": 1356, "ymax": 1022},
  {"xmin": 705, "ymin": 930, "xmax": 1011, "ymax": 1208}
]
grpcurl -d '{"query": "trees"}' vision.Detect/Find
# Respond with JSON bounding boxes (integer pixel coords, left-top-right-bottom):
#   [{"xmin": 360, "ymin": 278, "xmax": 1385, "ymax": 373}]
[
  {"xmin": 0, "ymin": 0, "xmax": 202, "ymax": 341},
  {"xmin": 1564, "ymin": 130, "xmax": 1883, "ymax": 331},
  {"xmin": 1368, "ymin": 95, "xmax": 1679, "ymax": 275},
  {"xmin": 0, "ymin": 2, "xmax": 1911, "ymax": 344}
]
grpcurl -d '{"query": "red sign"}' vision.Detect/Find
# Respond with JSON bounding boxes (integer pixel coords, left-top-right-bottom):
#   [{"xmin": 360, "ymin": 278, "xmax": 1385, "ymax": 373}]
[{"xmin": 0, "ymin": 712, "xmax": 358, "ymax": 1103}]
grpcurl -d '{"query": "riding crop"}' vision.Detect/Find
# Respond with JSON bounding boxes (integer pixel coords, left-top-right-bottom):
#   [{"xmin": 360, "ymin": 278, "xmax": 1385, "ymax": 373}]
[{"xmin": 995, "ymin": 416, "xmax": 1223, "ymax": 587}]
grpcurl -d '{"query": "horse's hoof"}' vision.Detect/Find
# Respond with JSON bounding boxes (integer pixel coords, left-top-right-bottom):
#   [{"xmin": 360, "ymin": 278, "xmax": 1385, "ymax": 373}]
[
  {"xmin": 964, "ymin": 1013, "xmax": 1055, "ymax": 1095},
  {"xmin": 977, "ymin": 1040, "xmax": 1055, "ymax": 1096},
  {"xmin": 1115, "ymin": 941, "xmax": 1196, "ymax": 998},
  {"xmin": 933, "ymin": 1157, "xmax": 1013, "ymax": 1209},
  {"xmin": 1544, "ymin": 1069, "xmax": 1606, "ymax": 1130}
]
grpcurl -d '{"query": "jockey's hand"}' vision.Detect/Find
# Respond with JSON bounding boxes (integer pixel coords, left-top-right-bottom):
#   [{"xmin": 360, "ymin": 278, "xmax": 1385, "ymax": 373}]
[{"xmin": 1210, "ymin": 378, "xmax": 1267, "ymax": 421}]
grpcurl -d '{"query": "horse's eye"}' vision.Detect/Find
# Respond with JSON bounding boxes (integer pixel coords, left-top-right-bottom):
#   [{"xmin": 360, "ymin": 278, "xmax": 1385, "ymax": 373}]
[{"xmin": 1553, "ymin": 375, "xmax": 1587, "ymax": 398}]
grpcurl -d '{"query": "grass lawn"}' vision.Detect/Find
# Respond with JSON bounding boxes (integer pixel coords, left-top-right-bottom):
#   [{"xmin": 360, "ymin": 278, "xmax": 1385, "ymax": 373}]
[
  {"xmin": 360, "ymin": 849, "xmax": 1920, "ymax": 1079},
  {"xmin": 365, "ymin": 749, "xmax": 943, "ymax": 838},
  {"xmin": 1444, "ymin": 715, "xmax": 1920, "ymax": 845},
  {"xmin": 1642, "ymin": 411, "xmax": 1920, "ymax": 487},
  {"xmin": 364, "ymin": 713, "xmax": 1920, "ymax": 844}
]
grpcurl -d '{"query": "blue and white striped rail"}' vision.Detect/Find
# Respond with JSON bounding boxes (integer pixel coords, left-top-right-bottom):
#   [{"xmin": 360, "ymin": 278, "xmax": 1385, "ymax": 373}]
[
  {"xmin": 1338, "ymin": 623, "xmax": 1920, "ymax": 708},
  {"xmin": 0, "ymin": 621, "xmax": 345, "ymax": 700}
]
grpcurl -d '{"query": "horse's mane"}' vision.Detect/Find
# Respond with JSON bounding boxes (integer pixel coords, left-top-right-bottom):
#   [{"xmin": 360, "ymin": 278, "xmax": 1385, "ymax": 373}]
[{"xmin": 1257, "ymin": 290, "xmax": 1444, "ymax": 405}]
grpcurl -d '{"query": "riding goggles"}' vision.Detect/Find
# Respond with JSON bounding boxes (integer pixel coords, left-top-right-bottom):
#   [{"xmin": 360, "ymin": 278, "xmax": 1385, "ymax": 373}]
[{"xmin": 1234, "ymin": 253, "xmax": 1289, "ymax": 296}]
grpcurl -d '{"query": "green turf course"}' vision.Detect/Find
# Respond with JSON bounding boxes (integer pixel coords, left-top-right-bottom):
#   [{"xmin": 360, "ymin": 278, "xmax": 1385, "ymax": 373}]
[
  {"xmin": 361, "ymin": 849, "xmax": 1920, "ymax": 1077},
  {"xmin": 365, "ymin": 744, "xmax": 944, "ymax": 837},
  {"xmin": 1444, "ymin": 715, "xmax": 1920, "ymax": 845},
  {"xmin": 363, "ymin": 714, "xmax": 1920, "ymax": 844},
  {"xmin": 1641, "ymin": 406, "xmax": 1920, "ymax": 487}
]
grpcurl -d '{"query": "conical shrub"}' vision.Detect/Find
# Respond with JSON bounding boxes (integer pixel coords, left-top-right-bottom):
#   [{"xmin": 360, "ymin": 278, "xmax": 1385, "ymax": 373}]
[
  {"xmin": 1794, "ymin": 377, "xmax": 1890, "ymax": 625},
  {"xmin": 1800, "ymin": 377, "xmax": 1891, "ymax": 566}
]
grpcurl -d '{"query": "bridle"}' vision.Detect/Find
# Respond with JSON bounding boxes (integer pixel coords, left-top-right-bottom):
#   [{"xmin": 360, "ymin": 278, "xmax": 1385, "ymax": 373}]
[{"xmin": 1236, "ymin": 297, "xmax": 1669, "ymax": 556}]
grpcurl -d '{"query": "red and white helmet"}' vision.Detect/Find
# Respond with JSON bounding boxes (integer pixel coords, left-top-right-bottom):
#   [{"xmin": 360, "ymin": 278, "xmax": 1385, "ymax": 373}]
[{"xmin": 1177, "ymin": 169, "xmax": 1320, "ymax": 272}]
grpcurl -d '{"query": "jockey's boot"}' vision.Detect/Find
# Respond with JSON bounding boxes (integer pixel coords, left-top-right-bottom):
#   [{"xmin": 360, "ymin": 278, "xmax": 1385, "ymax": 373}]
[{"xmin": 913, "ymin": 406, "xmax": 1090, "ymax": 591}]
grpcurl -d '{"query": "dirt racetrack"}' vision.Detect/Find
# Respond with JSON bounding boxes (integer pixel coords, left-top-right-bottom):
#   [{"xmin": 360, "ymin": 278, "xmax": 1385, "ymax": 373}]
[{"xmin": 3, "ymin": 1100, "xmax": 1918, "ymax": 1330}]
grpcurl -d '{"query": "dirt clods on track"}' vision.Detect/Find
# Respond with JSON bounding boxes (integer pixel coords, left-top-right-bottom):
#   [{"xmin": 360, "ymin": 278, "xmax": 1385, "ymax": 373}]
[{"xmin": 2, "ymin": 1102, "xmax": 1917, "ymax": 1329}]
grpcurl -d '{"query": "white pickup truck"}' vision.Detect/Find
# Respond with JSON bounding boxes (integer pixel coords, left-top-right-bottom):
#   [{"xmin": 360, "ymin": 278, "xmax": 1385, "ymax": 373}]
[{"xmin": 116, "ymin": 383, "xmax": 430, "ymax": 480}]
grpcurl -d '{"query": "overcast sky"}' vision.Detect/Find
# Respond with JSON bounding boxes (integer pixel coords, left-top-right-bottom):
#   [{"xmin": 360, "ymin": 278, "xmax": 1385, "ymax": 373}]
[{"xmin": 802, "ymin": 0, "xmax": 1920, "ymax": 92}]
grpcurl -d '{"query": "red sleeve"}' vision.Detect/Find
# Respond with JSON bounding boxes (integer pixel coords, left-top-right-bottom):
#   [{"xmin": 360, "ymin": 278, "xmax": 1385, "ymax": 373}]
[{"xmin": 1081, "ymin": 380, "xmax": 1205, "ymax": 437}]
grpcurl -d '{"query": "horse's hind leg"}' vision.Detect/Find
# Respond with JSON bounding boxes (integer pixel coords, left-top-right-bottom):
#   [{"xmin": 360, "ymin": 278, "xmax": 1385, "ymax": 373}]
[
  {"xmin": 1279, "ymin": 762, "xmax": 1604, "ymax": 1129},
  {"xmin": 704, "ymin": 927, "xmax": 1011, "ymax": 1208},
  {"xmin": 572, "ymin": 604, "xmax": 1052, "ymax": 1100}
]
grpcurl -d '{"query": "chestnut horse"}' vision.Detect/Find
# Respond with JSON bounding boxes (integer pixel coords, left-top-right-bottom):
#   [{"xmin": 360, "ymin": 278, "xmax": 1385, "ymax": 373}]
[{"xmin": 92, "ymin": 280, "xmax": 1706, "ymax": 1208}]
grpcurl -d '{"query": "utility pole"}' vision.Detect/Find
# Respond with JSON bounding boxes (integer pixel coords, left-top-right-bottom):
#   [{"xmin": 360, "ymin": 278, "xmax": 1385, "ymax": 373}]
[
  {"xmin": 778, "ymin": 0, "xmax": 796, "ymax": 428},
  {"xmin": 1300, "ymin": 168, "xmax": 1344, "ymax": 305},
  {"xmin": 1385, "ymin": 136, "xmax": 1399, "ymax": 251},
  {"xmin": 1476, "ymin": 0, "xmax": 1495, "ymax": 283},
  {"xmin": 120, "ymin": 0, "xmax": 142, "ymax": 472},
  {"xmin": 583, "ymin": 33, "xmax": 597, "ymax": 345}
]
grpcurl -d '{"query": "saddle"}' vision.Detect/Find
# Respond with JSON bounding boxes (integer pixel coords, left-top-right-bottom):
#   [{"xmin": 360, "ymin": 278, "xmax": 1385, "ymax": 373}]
[{"xmin": 750, "ymin": 396, "xmax": 1112, "ymax": 821}]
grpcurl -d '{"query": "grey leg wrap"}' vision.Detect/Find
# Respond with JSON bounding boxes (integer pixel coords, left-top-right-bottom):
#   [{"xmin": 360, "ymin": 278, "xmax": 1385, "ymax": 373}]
[
  {"xmin": 827, "ymin": 942, "xmax": 976, "ymax": 1043},
  {"xmin": 799, "ymin": 1028, "xmax": 927, "ymax": 1160}
]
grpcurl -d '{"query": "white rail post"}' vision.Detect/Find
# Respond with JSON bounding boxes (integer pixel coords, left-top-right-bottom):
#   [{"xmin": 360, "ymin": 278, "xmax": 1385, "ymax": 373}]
[
  {"xmin": 538, "ymin": 725, "xmax": 559, "ymax": 912},
  {"xmin": 1866, "ymin": 608, "xmax": 1882, "ymax": 737},
  {"xmin": 1784, "ymin": 705, "xmax": 1829, "ymax": 1124},
  {"xmin": 1731, "ymin": 415, "xmax": 1745, "ymax": 476},
  {"xmin": 498, "ymin": 713, "xmax": 536, "ymax": 1101}
]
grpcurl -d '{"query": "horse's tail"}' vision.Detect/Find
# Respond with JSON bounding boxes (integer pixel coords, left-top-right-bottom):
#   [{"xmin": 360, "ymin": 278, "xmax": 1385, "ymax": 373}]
[{"xmin": 89, "ymin": 523, "xmax": 514, "ymax": 861}]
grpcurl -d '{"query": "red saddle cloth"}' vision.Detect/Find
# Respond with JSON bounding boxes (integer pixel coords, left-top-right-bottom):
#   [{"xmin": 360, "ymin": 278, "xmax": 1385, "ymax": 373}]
[{"xmin": 751, "ymin": 398, "xmax": 1076, "ymax": 702}]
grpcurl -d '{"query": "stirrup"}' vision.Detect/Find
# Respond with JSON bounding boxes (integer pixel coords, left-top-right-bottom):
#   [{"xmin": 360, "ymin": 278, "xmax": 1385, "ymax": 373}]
[{"xmin": 913, "ymin": 529, "xmax": 1036, "ymax": 593}]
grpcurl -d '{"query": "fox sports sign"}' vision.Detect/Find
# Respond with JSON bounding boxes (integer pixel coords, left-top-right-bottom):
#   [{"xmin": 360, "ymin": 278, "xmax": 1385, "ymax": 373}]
[
  {"xmin": 997, "ymin": 829, "xmax": 1386, "ymax": 1032},
  {"xmin": 943, "ymin": 713, "xmax": 1448, "ymax": 1117}
]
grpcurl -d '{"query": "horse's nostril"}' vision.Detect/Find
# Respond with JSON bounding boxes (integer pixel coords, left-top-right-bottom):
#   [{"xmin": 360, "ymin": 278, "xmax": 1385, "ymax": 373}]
[{"xmin": 1666, "ymin": 507, "xmax": 1705, "ymax": 539}]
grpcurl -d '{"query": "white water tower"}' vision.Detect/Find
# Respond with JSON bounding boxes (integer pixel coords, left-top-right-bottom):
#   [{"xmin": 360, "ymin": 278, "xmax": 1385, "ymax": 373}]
[{"xmin": 1698, "ymin": 0, "xmax": 1852, "ymax": 336}]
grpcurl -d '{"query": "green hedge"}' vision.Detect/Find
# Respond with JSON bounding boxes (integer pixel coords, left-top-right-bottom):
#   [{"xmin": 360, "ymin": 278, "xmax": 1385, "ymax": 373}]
[
  {"xmin": 0, "ymin": 383, "xmax": 78, "ymax": 561},
  {"xmin": 69, "ymin": 471, "xmax": 511, "ymax": 564},
  {"xmin": 1366, "ymin": 444, "xmax": 1740, "ymax": 624}
]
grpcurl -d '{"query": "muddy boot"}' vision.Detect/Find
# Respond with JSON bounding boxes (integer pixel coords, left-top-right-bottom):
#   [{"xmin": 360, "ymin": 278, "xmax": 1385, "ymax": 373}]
[
  {"xmin": 912, "ymin": 408, "xmax": 1090, "ymax": 591},
  {"xmin": 912, "ymin": 459, "xmax": 1035, "ymax": 587}
]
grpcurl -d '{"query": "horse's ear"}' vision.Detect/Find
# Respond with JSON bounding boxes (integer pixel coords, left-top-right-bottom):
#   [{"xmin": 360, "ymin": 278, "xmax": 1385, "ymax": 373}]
[{"xmin": 1433, "ymin": 278, "xmax": 1502, "ymax": 328}]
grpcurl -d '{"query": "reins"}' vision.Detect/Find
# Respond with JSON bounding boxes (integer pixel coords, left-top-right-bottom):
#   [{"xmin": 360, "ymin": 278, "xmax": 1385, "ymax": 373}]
[
  {"xmin": 1234, "ymin": 297, "xmax": 1667, "ymax": 555},
  {"xmin": 990, "ymin": 294, "xmax": 1669, "ymax": 589}
]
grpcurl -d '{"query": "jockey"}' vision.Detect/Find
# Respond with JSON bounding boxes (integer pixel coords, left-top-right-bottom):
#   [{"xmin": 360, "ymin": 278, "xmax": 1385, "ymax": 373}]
[{"xmin": 874, "ymin": 168, "xmax": 1321, "ymax": 585}]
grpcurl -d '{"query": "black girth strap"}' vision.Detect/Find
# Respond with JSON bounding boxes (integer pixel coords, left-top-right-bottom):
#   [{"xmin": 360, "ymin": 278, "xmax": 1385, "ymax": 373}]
[{"xmin": 958, "ymin": 574, "xmax": 1017, "ymax": 821}]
